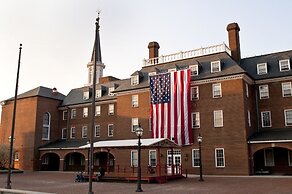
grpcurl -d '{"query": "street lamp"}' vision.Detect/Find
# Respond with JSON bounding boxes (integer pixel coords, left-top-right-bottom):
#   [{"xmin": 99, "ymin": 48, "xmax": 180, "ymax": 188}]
[
  {"xmin": 197, "ymin": 134, "xmax": 204, "ymax": 181},
  {"xmin": 135, "ymin": 124, "xmax": 143, "ymax": 192}
]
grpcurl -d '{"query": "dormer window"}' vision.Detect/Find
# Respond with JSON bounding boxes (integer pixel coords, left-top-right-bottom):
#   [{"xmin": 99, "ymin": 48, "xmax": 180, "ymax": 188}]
[
  {"xmin": 148, "ymin": 72, "xmax": 156, "ymax": 77},
  {"xmin": 211, "ymin": 61, "xmax": 221, "ymax": 73},
  {"xmin": 96, "ymin": 89, "xmax": 102, "ymax": 98},
  {"xmin": 189, "ymin": 65, "xmax": 198, "ymax": 76},
  {"xmin": 108, "ymin": 87, "xmax": 115, "ymax": 96},
  {"xmin": 257, "ymin": 63, "xmax": 268, "ymax": 75},
  {"xmin": 131, "ymin": 75, "xmax": 139, "ymax": 86},
  {"xmin": 168, "ymin": 68, "xmax": 176, "ymax": 73},
  {"xmin": 279, "ymin": 59, "xmax": 290, "ymax": 72},
  {"xmin": 83, "ymin": 91, "xmax": 89, "ymax": 100}
]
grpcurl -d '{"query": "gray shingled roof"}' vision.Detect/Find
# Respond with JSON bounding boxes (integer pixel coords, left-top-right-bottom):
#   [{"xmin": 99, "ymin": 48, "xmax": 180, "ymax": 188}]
[
  {"xmin": 6, "ymin": 86, "xmax": 65, "ymax": 101},
  {"xmin": 39, "ymin": 139, "xmax": 88, "ymax": 150},
  {"xmin": 248, "ymin": 129, "xmax": 292, "ymax": 143},
  {"xmin": 241, "ymin": 50, "xmax": 292, "ymax": 80}
]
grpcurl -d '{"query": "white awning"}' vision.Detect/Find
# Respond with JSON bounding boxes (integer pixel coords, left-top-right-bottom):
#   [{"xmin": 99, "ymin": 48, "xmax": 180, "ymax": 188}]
[{"xmin": 79, "ymin": 138, "xmax": 178, "ymax": 149}]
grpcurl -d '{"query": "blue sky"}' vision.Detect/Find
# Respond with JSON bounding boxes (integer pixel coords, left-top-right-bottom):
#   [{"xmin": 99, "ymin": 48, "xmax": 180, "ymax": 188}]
[{"xmin": 0, "ymin": 0, "xmax": 292, "ymax": 105}]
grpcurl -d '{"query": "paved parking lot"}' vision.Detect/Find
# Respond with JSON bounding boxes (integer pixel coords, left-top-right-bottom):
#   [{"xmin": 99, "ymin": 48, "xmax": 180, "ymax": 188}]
[{"xmin": 1, "ymin": 172, "xmax": 292, "ymax": 194}]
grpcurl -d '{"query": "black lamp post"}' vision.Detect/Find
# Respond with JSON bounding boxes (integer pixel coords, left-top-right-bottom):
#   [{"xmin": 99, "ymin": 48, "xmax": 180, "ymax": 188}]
[
  {"xmin": 197, "ymin": 134, "xmax": 204, "ymax": 181},
  {"xmin": 87, "ymin": 140, "xmax": 90, "ymax": 174},
  {"xmin": 135, "ymin": 124, "xmax": 143, "ymax": 192}
]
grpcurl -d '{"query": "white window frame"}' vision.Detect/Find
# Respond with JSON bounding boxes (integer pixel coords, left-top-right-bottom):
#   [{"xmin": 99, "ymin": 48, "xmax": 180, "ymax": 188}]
[
  {"xmin": 257, "ymin": 63, "xmax": 268, "ymax": 75},
  {"xmin": 131, "ymin": 150, "xmax": 138, "ymax": 167},
  {"xmin": 247, "ymin": 110, "xmax": 251, "ymax": 127},
  {"xmin": 83, "ymin": 91, "xmax": 89, "ymax": 100},
  {"xmin": 95, "ymin": 105, "xmax": 101, "ymax": 116},
  {"xmin": 189, "ymin": 65, "xmax": 198, "ymax": 76},
  {"xmin": 259, "ymin": 85, "xmax": 269, "ymax": 99},
  {"xmin": 63, "ymin": 110, "xmax": 68, "ymax": 120},
  {"xmin": 214, "ymin": 110, "xmax": 223, "ymax": 127},
  {"xmin": 212, "ymin": 83, "xmax": 222, "ymax": 98},
  {"xmin": 96, "ymin": 89, "xmax": 102, "ymax": 98},
  {"xmin": 132, "ymin": 118, "xmax": 139, "ymax": 132},
  {"xmin": 284, "ymin": 109, "xmax": 292, "ymax": 126},
  {"xmin": 108, "ymin": 87, "xmax": 115, "ymax": 96},
  {"xmin": 288, "ymin": 150, "xmax": 292, "ymax": 166},
  {"xmin": 108, "ymin": 124, "xmax": 114, "ymax": 137},
  {"xmin": 192, "ymin": 149, "xmax": 200, "ymax": 167},
  {"xmin": 191, "ymin": 112, "xmax": 200, "ymax": 128},
  {"xmin": 264, "ymin": 148, "xmax": 274, "ymax": 167},
  {"xmin": 261, "ymin": 111, "xmax": 272, "ymax": 128},
  {"xmin": 211, "ymin": 61, "xmax": 221, "ymax": 73},
  {"xmin": 149, "ymin": 150, "xmax": 157, "ymax": 167},
  {"xmin": 82, "ymin": 126, "xmax": 87, "ymax": 138},
  {"xmin": 191, "ymin": 86, "xmax": 199, "ymax": 101},
  {"xmin": 279, "ymin": 59, "xmax": 290, "ymax": 72},
  {"xmin": 132, "ymin": 95, "xmax": 139, "ymax": 107},
  {"xmin": 71, "ymin": 109, "xmax": 76, "ymax": 119},
  {"xmin": 83, "ymin": 107, "xmax": 88, "ymax": 118},
  {"xmin": 131, "ymin": 75, "xmax": 139, "ymax": 86},
  {"xmin": 70, "ymin": 127, "xmax": 76, "ymax": 139},
  {"xmin": 282, "ymin": 82, "xmax": 292, "ymax": 97},
  {"xmin": 14, "ymin": 152, "xmax": 19, "ymax": 161},
  {"xmin": 42, "ymin": 112, "xmax": 51, "ymax": 140},
  {"xmin": 215, "ymin": 148, "xmax": 225, "ymax": 168},
  {"xmin": 245, "ymin": 83, "xmax": 249, "ymax": 98},
  {"xmin": 61, "ymin": 128, "xmax": 67, "ymax": 139},
  {"xmin": 95, "ymin": 125, "xmax": 100, "ymax": 137},
  {"xmin": 108, "ymin": 104, "xmax": 114, "ymax": 115}
]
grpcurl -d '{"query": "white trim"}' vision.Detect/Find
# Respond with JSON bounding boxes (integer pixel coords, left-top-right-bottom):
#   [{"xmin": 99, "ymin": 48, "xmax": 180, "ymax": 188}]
[
  {"xmin": 131, "ymin": 75, "xmax": 139, "ymax": 86},
  {"xmin": 131, "ymin": 118, "xmax": 139, "ymax": 132},
  {"xmin": 108, "ymin": 124, "xmax": 114, "ymax": 137},
  {"xmin": 211, "ymin": 61, "xmax": 221, "ymax": 73},
  {"xmin": 284, "ymin": 109, "xmax": 292, "ymax": 126},
  {"xmin": 261, "ymin": 111, "xmax": 272, "ymax": 128},
  {"xmin": 257, "ymin": 63, "xmax": 268, "ymax": 75},
  {"xmin": 245, "ymin": 83, "xmax": 249, "ymax": 98},
  {"xmin": 83, "ymin": 107, "xmax": 88, "ymax": 118},
  {"xmin": 82, "ymin": 126, "xmax": 87, "ymax": 138},
  {"xmin": 191, "ymin": 112, "xmax": 200, "ymax": 128},
  {"xmin": 95, "ymin": 125, "xmax": 100, "ymax": 137},
  {"xmin": 282, "ymin": 82, "xmax": 292, "ymax": 97},
  {"xmin": 279, "ymin": 59, "xmax": 290, "ymax": 72},
  {"xmin": 255, "ymin": 75, "xmax": 292, "ymax": 84},
  {"xmin": 212, "ymin": 83, "xmax": 222, "ymax": 98},
  {"xmin": 189, "ymin": 65, "xmax": 199, "ymax": 76},
  {"xmin": 191, "ymin": 86, "xmax": 199, "ymax": 101},
  {"xmin": 108, "ymin": 104, "xmax": 114, "ymax": 115},
  {"xmin": 288, "ymin": 150, "xmax": 292, "ymax": 166},
  {"xmin": 132, "ymin": 95, "xmax": 139, "ymax": 107},
  {"xmin": 215, "ymin": 148, "xmax": 225, "ymax": 168},
  {"xmin": 95, "ymin": 105, "xmax": 101, "ymax": 116},
  {"xmin": 192, "ymin": 149, "xmax": 200, "ymax": 167},
  {"xmin": 214, "ymin": 110, "xmax": 223, "ymax": 127},
  {"xmin": 248, "ymin": 140, "xmax": 292, "ymax": 144},
  {"xmin": 247, "ymin": 110, "xmax": 251, "ymax": 127},
  {"xmin": 259, "ymin": 85, "xmax": 269, "ymax": 99},
  {"xmin": 71, "ymin": 108, "xmax": 76, "ymax": 119},
  {"xmin": 149, "ymin": 150, "xmax": 157, "ymax": 167},
  {"xmin": 42, "ymin": 112, "xmax": 51, "ymax": 140},
  {"xmin": 70, "ymin": 127, "xmax": 76, "ymax": 139},
  {"xmin": 62, "ymin": 110, "xmax": 67, "ymax": 120},
  {"xmin": 61, "ymin": 128, "xmax": 67, "ymax": 139},
  {"xmin": 131, "ymin": 150, "xmax": 138, "ymax": 167}
]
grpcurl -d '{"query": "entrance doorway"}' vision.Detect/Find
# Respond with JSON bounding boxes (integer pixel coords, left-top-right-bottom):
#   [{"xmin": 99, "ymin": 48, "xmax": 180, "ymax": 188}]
[
  {"xmin": 40, "ymin": 153, "xmax": 60, "ymax": 171},
  {"xmin": 167, "ymin": 149, "xmax": 181, "ymax": 174},
  {"xmin": 64, "ymin": 152, "xmax": 85, "ymax": 171},
  {"xmin": 93, "ymin": 152, "xmax": 115, "ymax": 172}
]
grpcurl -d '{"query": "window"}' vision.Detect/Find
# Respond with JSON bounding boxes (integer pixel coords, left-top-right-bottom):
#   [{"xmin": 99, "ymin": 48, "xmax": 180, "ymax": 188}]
[
  {"xmin": 95, "ymin": 105, "xmax": 101, "ymax": 116},
  {"xmin": 189, "ymin": 65, "xmax": 198, "ymax": 76},
  {"xmin": 212, "ymin": 83, "xmax": 222, "ymax": 98},
  {"xmin": 82, "ymin": 126, "xmax": 87, "ymax": 138},
  {"xmin": 282, "ymin": 82, "xmax": 292, "ymax": 97},
  {"xmin": 288, "ymin": 150, "xmax": 292, "ymax": 166},
  {"xmin": 192, "ymin": 149, "xmax": 200, "ymax": 167},
  {"xmin": 211, "ymin": 61, "xmax": 221, "ymax": 73},
  {"xmin": 191, "ymin": 112, "xmax": 200, "ymax": 128},
  {"xmin": 131, "ymin": 150, "xmax": 138, "ymax": 167},
  {"xmin": 70, "ymin": 127, "xmax": 76, "ymax": 139},
  {"xmin": 108, "ymin": 124, "xmax": 114, "ymax": 137},
  {"xmin": 247, "ymin": 110, "xmax": 251, "ymax": 127},
  {"xmin": 149, "ymin": 150, "xmax": 157, "ymax": 167},
  {"xmin": 245, "ymin": 83, "xmax": 249, "ymax": 98},
  {"xmin": 148, "ymin": 72, "xmax": 156, "ymax": 77},
  {"xmin": 83, "ymin": 91, "xmax": 89, "ymax": 100},
  {"xmin": 42, "ymin": 112, "xmax": 50, "ymax": 140},
  {"xmin": 168, "ymin": 68, "xmax": 176, "ymax": 73},
  {"xmin": 279, "ymin": 59, "xmax": 290, "ymax": 72},
  {"xmin": 63, "ymin": 110, "xmax": 68, "ymax": 120},
  {"xmin": 215, "ymin": 148, "xmax": 225, "ymax": 167},
  {"xmin": 132, "ymin": 95, "xmax": 139, "ymax": 107},
  {"xmin": 83, "ymin": 107, "xmax": 88, "ymax": 118},
  {"xmin": 71, "ymin": 109, "xmax": 76, "ymax": 119},
  {"xmin": 131, "ymin": 75, "xmax": 139, "ymax": 86},
  {"xmin": 259, "ymin": 85, "xmax": 269, "ymax": 99},
  {"xmin": 214, "ymin": 110, "xmax": 223, "ymax": 127},
  {"xmin": 284, "ymin": 109, "xmax": 292, "ymax": 126},
  {"xmin": 132, "ymin": 118, "xmax": 139, "ymax": 132},
  {"xmin": 257, "ymin": 63, "xmax": 268, "ymax": 75},
  {"xmin": 108, "ymin": 104, "xmax": 114, "ymax": 115},
  {"xmin": 264, "ymin": 148, "xmax": 274, "ymax": 167},
  {"xmin": 95, "ymin": 125, "xmax": 100, "ymax": 137},
  {"xmin": 108, "ymin": 87, "xmax": 115, "ymax": 96},
  {"xmin": 61, "ymin": 128, "xmax": 67, "ymax": 139},
  {"xmin": 96, "ymin": 89, "xmax": 102, "ymax": 98},
  {"xmin": 14, "ymin": 152, "xmax": 19, "ymax": 161},
  {"xmin": 261, "ymin": 111, "xmax": 271, "ymax": 127},
  {"xmin": 191, "ymin": 86, "xmax": 199, "ymax": 101}
]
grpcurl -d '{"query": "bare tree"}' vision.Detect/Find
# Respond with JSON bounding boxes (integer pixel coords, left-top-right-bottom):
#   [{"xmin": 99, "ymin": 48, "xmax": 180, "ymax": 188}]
[{"xmin": 0, "ymin": 144, "xmax": 14, "ymax": 169}]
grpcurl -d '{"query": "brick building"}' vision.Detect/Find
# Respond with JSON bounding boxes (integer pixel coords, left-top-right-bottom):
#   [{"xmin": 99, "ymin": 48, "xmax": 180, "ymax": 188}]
[{"xmin": 1, "ymin": 21, "xmax": 292, "ymax": 176}]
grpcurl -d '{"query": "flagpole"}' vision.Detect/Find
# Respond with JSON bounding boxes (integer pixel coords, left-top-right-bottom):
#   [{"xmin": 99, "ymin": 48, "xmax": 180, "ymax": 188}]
[{"xmin": 6, "ymin": 43, "xmax": 22, "ymax": 189}]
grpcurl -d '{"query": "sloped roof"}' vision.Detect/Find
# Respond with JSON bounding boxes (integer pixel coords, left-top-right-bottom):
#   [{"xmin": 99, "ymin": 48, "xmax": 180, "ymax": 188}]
[
  {"xmin": 241, "ymin": 50, "xmax": 292, "ymax": 80},
  {"xmin": 39, "ymin": 139, "xmax": 88, "ymax": 150},
  {"xmin": 6, "ymin": 86, "xmax": 65, "ymax": 101},
  {"xmin": 248, "ymin": 129, "xmax": 292, "ymax": 143}
]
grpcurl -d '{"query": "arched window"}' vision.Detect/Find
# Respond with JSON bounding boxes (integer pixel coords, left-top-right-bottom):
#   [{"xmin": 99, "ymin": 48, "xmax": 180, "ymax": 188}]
[{"xmin": 42, "ymin": 112, "xmax": 51, "ymax": 140}]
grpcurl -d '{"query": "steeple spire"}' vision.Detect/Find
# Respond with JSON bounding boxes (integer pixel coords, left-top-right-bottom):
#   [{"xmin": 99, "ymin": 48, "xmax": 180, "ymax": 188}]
[{"xmin": 87, "ymin": 11, "xmax": 105, "ymax": 85}]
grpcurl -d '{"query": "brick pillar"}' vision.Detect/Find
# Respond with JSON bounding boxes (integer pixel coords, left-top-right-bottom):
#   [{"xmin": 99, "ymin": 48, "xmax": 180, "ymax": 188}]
[
  {"xmin": 59, "ymin": 158, "xmax": 64, "ymax": 171},
  {"xmin": 227, "ymin": 23, "xmax": 241, "ymax": 63},
  {"xmin": 148, "ymin": 41, "xmax": 160, "ymax": 59}
]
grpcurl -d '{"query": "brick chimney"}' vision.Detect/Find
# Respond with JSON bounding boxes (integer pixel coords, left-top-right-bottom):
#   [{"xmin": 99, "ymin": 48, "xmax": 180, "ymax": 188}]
[
  {"xmin": 227, "ymin": 23, "xmax": 241, "ymax": 63},
  {"xmin": 148, "ymin": 41, "xmax": 160, "ymax": 59}
]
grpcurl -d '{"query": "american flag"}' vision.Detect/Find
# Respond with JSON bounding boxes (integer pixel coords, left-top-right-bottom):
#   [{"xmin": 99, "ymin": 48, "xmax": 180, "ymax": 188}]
[{"xmin": 150, "ymin": 69, "xmax": 193, "ymax": 146}]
